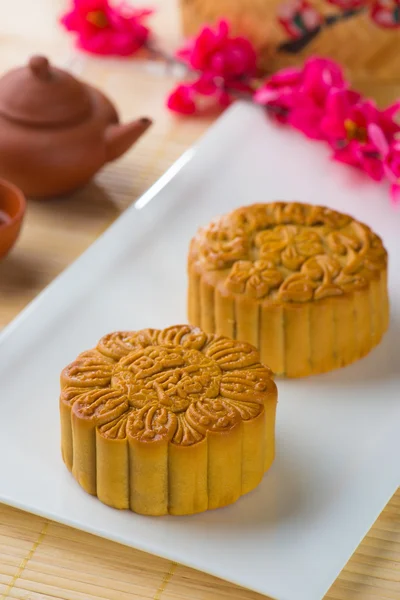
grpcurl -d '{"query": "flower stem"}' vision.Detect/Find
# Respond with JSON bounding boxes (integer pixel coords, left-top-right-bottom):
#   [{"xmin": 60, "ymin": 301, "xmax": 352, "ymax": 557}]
[
  {"xmin": 145, "ymin": 41, "xmax": 257, "ymax": 104},
  {"xmin": 145, "ymin": 40, "xmax": 187, "ymax": 70}
]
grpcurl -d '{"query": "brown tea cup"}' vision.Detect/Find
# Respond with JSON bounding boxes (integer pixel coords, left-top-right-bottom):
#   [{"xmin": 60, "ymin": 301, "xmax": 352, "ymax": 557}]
[{"xmin": 0, "ymin": 178, "xmax": 26, "ymax": 259}]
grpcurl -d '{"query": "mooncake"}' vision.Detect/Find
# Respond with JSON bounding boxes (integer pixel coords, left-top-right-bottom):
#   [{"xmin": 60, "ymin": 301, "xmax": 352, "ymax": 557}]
[
  {"xmin": 188, "ymin": 202, "xmax": 389, "ymax": 377},
  {"xmin": 60, "ymin": 325, "xmax": 277, "ymax": 515}
]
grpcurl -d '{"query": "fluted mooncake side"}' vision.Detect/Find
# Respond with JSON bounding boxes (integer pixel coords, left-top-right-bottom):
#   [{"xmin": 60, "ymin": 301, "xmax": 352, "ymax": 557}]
[
  {"xmin": 188, "ymin": 202, "xmax": 389, "ymax": 377},
  {"xmin": 60, "ymin": 325, "xmax": 277, "ymax": 516}
]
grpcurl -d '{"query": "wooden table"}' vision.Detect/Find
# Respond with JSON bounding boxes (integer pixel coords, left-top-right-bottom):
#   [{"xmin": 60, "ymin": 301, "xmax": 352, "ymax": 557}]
[{"xmin": 0, "ymin": 2, "xmax": 399, "ymax": 599}]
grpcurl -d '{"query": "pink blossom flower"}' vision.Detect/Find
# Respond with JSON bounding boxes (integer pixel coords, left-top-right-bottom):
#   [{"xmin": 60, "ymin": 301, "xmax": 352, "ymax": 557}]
[
  {"xmin": 255, "ymin": 57, "xmax": 345, "ymax": 137},
  {"xmin": 321, "ymin": 89, "xmax": 400, "ymax": 144},
  {"xmin": 167, "ymin": 20, "xmax": 257, "ymax": 115},
  {"xmin": 192, "ymin": 75, "xmax": 233, "ymax": 106},
  {"xmin": 288, "ymin": 58, "xmax": 345, "ymax": 139},
  {"xmin": 166, "ymin": 85, "xmax": 196, "ymax": 115},
  {"xmin": 333, "ymin": 139, "xmax": 385, "ymax": 181},
  {"xmin": 61, "ymin": 0, "xmax": 153, "ymax": 56},
  {"xmin": 177, "ymin": 20, "xmax": 257, "ymax": 83},
  {"xmin": 278, "ymin": 0, "xmax": 322, "ymax": 39},
  {"xmin": 255, "ymin": 57, "xmax": 400, "ymax": 199},
  {"xmin": 254, "ymin": 67, "xmax": 302, "ymax": 122},
  {"xmin": 320, "ymin": 89, "xmax": 400, "ymax": 180},
  {"xmin": 167, "ymin": 76, "xmax": 232, "ymax": 116}
]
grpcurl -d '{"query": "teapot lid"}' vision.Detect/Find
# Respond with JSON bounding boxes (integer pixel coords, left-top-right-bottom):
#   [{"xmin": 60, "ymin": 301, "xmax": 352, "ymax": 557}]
[{"xmin": 0, "ymin": 56, "xmax": 92, "ymax": 126}]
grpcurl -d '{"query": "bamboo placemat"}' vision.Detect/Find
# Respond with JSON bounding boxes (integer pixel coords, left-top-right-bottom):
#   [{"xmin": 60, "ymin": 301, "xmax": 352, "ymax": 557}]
[
  {"xmin": 0, "ymin": 491, "xmax": 399, "ymax": 600},
  {"xmin": 0, "ymin": 1, "xmax": 399, "ymax": 599}
]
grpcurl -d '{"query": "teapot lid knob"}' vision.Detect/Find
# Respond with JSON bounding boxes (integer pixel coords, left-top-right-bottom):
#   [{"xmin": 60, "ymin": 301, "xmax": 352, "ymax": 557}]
[
  {"xmin": 29, "ymin": 56, "xmax": 51, "ymax": 80},
  {"xmin": 0, "ymin": 54, "xmax": 92, "ymax": 126}
]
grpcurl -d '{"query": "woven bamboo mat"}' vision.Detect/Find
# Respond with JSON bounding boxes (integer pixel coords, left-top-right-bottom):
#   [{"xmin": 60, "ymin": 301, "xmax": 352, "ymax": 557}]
[
  {"xmin": 0, "ymin": 490, "xmax": 399, "ymax": 600},
  {"xmin": 0, "ymin": 1, "xmax": 399, "ymax": 599}
]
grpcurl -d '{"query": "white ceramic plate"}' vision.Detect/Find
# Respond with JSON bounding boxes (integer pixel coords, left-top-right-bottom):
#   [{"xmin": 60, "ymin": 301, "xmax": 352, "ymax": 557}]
[{"xmin": 0, "ymin": 103, "xmax": 399, "ymax": 600}]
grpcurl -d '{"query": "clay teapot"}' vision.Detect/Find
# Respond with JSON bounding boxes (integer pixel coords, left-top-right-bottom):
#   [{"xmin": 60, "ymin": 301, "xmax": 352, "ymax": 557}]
[{"xmin": 0, "ymin": 55, "xmax": 152, "ymax": 197}]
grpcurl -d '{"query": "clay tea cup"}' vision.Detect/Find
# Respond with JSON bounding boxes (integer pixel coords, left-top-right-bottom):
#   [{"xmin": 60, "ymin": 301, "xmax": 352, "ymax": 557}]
[{"xmin": 0, "ymin": 178, "xmax": 26, "ymax": 259}]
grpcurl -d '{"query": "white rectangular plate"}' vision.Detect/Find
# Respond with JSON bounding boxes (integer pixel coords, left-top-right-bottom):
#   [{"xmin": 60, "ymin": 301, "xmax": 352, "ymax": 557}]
[{"xmin": 0, "ymin": 103, "xmax": 399, "ymax": 600}]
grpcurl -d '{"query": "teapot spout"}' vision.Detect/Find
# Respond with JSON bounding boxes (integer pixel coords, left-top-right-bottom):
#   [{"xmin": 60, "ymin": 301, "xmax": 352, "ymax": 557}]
[{"xmin": 105, "ymin": 117, "xmax": 152, "ymax": 163}]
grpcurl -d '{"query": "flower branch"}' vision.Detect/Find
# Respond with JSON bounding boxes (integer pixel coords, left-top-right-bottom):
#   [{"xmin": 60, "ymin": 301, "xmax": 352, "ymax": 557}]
[{"xmin": 60, "ymin": 0, "xmax": 400, "ymax": 202}]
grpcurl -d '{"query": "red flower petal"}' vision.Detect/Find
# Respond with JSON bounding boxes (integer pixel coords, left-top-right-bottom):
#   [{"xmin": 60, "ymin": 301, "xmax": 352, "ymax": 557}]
[
  {"xmin": 60, "ymin": 0, "xmax": 151, "ymax": 56},
  {"xmin": 391, "ymin": 184, "xmax": 400, "ymax": 205},
  {"xmin": 288, "ymin": 106, "xmax": 324, "ymax": 139},
  {"xmin": 174, "ymin": 19, "xmax": 257, "ymax": 82},
  {"xmin": 217, "ymin": 89, "xmax": 232, "ymax": 107},
  {"xmin": 167, "ymin": 85, "xmax": 196, "ymax": 115},
  {"xmin": 359, "ymin": 154, "xmax": 384, "ymax": 181},
  {"xmin": 332, "ymin": 144, "xmax": 361, "ymax": 167},
  {"xmin": 368, "ymin": 123, "xmax": 389, "ymax": 156},
  {"xmin": 192, "ymin": 75, "xmax": 217, "ymax": 96}
]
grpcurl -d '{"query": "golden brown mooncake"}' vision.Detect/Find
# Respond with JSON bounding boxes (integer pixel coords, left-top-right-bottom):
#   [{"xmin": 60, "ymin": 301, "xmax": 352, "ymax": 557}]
[
  {"xmin": 188, "ymin": 202, "xmax": 389, "ymax": 377},
  {"xmin": 60, "ymin": 325, "xmax": 277, "ymax": 516}
]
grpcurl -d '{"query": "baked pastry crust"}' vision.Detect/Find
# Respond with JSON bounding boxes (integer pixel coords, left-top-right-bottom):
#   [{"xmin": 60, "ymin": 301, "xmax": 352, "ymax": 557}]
[
  {"xmin": 188, "ymin": 202, "xmax": 389, "ymax": 377},
  {"xmin": 60, "ymin": 325, "xmax": 277, "ymax": 515}
]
